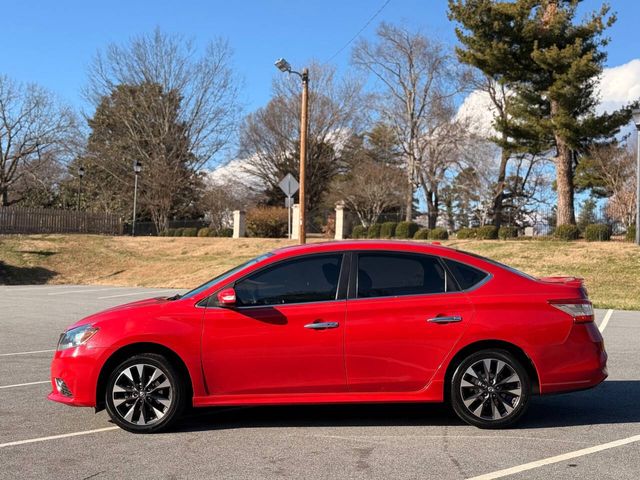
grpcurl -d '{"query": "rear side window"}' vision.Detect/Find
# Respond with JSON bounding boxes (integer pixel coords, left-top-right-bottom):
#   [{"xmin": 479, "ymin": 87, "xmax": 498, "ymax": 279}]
[
  {"xmin": 357, "ymin": 253, "xmax": 456, "ymax": 298},
  {"xmin": 443, "ymin": 258, "xmax": 489, "ymax": 290},
  {"xmin": 235, "ymin": 254, "xmax": 343, "ymax": 306}
]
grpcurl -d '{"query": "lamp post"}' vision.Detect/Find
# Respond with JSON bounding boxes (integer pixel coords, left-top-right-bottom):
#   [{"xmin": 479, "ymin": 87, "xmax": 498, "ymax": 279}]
[
  {"xmin": 77, "ymin": 166, "xmax": 85, "ymax": 211},
  {"xmin": 132, "ymin": 160, "xmax": 142, "ymax": 237},
  {"xmin": 275, "ymin": 58, "xmax": 308, "ymax": 244},
  {"xmin": 633, "ymin": 108, "xmax": 640, "ymax": 246}
]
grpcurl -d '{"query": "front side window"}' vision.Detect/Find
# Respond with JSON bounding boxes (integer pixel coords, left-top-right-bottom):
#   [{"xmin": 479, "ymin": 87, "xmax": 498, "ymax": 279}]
[
  {"xmin": 235, "ymin": 254, "xmax": 343, "ymax": 306},
  {"xmin": 357, "ymin": 253, "xmax": 455, "ymax": 298}
]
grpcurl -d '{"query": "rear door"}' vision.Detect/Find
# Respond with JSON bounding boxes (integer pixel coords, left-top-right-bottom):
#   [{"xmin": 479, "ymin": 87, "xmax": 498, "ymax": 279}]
[{"xmin": 344, "ymin": 251, "xmax": 473, "ymax": 392}]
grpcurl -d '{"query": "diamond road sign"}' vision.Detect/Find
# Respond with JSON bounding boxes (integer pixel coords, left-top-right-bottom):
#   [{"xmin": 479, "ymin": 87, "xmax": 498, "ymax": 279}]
[{"xmin": 278, "ymin": 173, "xmax": 299, "ymax": 198}]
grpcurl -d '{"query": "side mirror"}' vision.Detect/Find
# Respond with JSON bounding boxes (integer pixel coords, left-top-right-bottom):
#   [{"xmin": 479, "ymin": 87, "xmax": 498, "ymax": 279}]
[{"xmin": 217, "ymin": 287, "xmax": 237, "ymax": 307}]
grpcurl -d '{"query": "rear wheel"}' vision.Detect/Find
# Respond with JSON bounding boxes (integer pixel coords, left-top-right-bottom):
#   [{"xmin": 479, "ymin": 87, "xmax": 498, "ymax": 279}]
[
  {"xmin": 105, "ymin": 353, "xmax": 185, "ymax": 433},
  {"xmin": 451, "ymin": 349, "xmax": 530, "ymax": 429}
]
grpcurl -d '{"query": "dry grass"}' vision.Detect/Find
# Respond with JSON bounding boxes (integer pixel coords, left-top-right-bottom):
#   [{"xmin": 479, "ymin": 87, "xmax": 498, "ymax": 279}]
[{"xmin": 1, "ymin": 234, "xmax": 639, "ymax": 310}]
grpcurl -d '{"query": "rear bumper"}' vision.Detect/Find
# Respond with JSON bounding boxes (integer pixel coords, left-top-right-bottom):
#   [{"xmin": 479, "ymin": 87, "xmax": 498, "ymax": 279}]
[
  {"xmin": 537, "ymin": 323, "xmax": 608, "ymax": 394},
  {"xmin": 48, "ymin": 346, "xmax": 107, "ymax": 407}
]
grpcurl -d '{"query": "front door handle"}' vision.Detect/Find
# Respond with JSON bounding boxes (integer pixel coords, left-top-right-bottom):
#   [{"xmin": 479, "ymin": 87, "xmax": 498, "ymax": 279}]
[
  {"xmin": 427, "ymin": 315, "xmax": 462, "ymax": 324},
  {"xmin": 304, "ymin": 321, "xmax": 339, "ymax": 330}
]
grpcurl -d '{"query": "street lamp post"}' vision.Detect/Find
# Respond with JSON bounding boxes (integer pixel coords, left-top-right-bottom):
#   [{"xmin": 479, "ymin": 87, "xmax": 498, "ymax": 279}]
[
  {"xmin": 633, "ymin": 108, "xmax": 640, "ymax": 246},
  {"xmin": 275, "ymin": 58, "xmax": 309, "ymax": 244},
  {"xmin": 132, "ymin": 160, "xmax": 142, "ymax": 237},
  {"xmin": 77, "ymin": 166, "xmax": 85, "ymax": 211}
]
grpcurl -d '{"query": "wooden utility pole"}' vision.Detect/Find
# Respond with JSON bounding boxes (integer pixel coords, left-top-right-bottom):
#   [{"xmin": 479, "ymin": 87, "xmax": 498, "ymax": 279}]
[{"xmin": 299, "ymin": 68, "xmax": 309, "ymax": 244}]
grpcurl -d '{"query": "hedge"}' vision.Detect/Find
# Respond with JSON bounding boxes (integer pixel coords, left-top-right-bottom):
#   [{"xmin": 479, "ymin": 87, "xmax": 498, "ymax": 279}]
[
  {"xmin": 498, "ymin": 226, "xmax": 518, "ymax": 240},
  {"xmin": 395, "ymin": 221, "xmax": 420, "ymax": 239},
  {"xmin": 476, "ymin": 225, "xmax": 499, "ymax": 240},
  {"xmin": 368, "ymin": 223, "xmax": 382, "ymax": 238},
  {"xmin": 626, "ymin": 226, "xmax": 636, "ymax": 242},
  {"xmin": 351, "ymin": 225, "xmax": 368, "ymax": 239},
  {"xmin": 182, "ymin": 227, "xmax": 198, "ymax": 237},
  {"xmin": 429, "ymin": 227, "xmax": 448, "ymax": 240},
  {"xmin": 246, "ymin": 207, "xmax": 288, "ymax": 238},
  {"xmin": 413, "ymin": 228, "xmax": 430, "ymax": 240},
  {"xmin": 584, "ymin": 224, "xmax": 611, "ymax": 242},
  {"xmin": 380, "ymin": 221, "xmax": 398, "ymax": 238},
  {"xmin": 554, "ymin": 224, "xmax": 580, "ymax": 241},
  {"xmin": 456, "ymin": 227, "xmax": 477, "ymax": 239},
  {"xmin": 197, "ymin": 227, "xmax": 211, "ymax": 237}
]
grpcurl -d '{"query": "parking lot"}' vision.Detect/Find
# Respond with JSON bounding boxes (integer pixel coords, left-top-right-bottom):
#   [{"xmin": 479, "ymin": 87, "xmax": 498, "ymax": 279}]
[{"xmin": 0, "ymin": 285, "xmax": 638, "ymax": 479}]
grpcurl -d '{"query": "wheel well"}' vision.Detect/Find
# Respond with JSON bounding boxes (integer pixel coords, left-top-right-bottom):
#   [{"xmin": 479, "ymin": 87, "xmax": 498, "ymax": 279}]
[
  {"xmin": 95, "ymin": 342, "xmax": 194, "ymax": 412},
  {"xmin": 443, "ymin": 340, "xmax": 540, "ymax": 401}
]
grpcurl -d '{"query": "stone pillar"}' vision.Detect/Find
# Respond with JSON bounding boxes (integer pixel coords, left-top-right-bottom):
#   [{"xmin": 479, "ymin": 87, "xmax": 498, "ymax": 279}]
[
  {"xmin": 233, "ymin": 210, "xmax": 246, "ymax": 238},
  {"xmin": 335, "ymin": 203, "xmax": 346, "ymax": 240},
  {"xmin": 291, "ymin": 204, "xmax": 300, "ymax": 240}
]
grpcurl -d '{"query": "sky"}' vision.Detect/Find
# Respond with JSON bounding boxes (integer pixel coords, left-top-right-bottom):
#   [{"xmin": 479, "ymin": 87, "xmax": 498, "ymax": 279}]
[{"xmin": 2, "ymin": 0, "xmax": 639, "ymax": 116}]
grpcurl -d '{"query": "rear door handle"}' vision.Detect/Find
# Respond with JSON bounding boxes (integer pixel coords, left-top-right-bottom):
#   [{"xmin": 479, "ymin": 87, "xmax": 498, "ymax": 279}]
[
  {"xmin": 427, "ymin": 315, "xmax": 462, "ymax": 324},
  {"xmin": 304, "ymin": 321, "xmax": 339, "ymax": 330}
]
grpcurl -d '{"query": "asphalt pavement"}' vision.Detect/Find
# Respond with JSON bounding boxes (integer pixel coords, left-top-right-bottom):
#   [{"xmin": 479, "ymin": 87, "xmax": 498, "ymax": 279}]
[{"xmin": 0, "ymin": 285, "xmax": 638, "ymax": 479}]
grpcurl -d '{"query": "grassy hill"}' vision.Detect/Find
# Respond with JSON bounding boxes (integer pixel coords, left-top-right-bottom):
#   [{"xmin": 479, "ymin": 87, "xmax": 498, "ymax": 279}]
[{"xmin": 1, "ymin": 234, "xmax": 638, "ymax": 310}]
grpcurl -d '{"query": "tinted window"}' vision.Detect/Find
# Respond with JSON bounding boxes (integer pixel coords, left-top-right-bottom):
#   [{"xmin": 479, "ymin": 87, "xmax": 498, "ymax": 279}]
[
  {"xmin": 235, "ymin": 254, "xmax": 343, "ymax": 306},
  {"xmin": 443, "ymin": 258, "xmax": 489, "ymax": 290},
  {"xmin": 357, "ymin": 253, "xmax": 455, "ymax": 298}
]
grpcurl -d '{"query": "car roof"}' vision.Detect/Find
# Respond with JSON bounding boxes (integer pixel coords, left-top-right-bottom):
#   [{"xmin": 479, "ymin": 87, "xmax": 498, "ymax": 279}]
[{"xmin": 271, "ymin": 240, "xmax": 457, "ymax": 258}]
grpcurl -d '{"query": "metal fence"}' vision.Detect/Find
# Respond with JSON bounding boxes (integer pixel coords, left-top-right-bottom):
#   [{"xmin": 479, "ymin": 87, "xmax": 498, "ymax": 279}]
[{"xmin": 0, "ymin": 207, "xmax": 123, "ymax": 235}]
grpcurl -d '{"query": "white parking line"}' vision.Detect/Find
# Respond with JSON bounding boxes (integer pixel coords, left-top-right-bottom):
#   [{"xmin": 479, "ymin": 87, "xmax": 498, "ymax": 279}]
[
  {"xmin": 599, "ymin": 309, "xmax": 614, "ymax": 333},
  {"xmin": 0, "ymin": 349, "xmax": 55, "ymax": 357},
  {"xmin": 97, "ymin": 289, "xmax": 178, "ymax": 299},
  {"xmin": 47, "ymin": 287, "xmax": 123, "ymax": 296},
  {"xmin": 466, "ymin": 434, "xmax": 640, "ymax": 480},
  {"xmin": 0, "ymin": 427, "xmax": 119, "ymax": 449},
  {"xmin": 0, "ymin": 380, "xmax": 50, "ymax": 390}
]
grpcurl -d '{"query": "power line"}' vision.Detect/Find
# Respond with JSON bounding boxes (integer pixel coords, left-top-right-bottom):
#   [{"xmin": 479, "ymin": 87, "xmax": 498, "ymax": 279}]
[{"xmin": 326, "ymin": 0, "xmax": 392, "ymax": 63}]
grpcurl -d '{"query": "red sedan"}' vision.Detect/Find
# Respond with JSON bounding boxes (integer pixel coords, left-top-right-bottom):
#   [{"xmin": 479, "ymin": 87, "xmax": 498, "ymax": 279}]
[{"xmin": 49, "ymin": 240, "xmax": 607, "ymax": 432}]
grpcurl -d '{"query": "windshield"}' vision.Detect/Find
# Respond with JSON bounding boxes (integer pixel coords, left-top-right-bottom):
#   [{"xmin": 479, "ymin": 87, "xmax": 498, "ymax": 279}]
[{"xmin": 177, "ymin": 253, "xmax": 274, "ymax": 300}]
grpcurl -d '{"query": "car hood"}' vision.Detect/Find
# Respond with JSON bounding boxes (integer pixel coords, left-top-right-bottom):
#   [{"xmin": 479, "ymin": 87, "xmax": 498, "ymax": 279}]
[{"xmin": 68, "ymin": 296, "xmax": 172, "ymax": 329}]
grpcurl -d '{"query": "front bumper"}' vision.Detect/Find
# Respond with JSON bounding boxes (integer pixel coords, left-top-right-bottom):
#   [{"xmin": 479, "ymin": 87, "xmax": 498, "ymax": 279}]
[{"xmin": 48, "ymin": 346, "xmax": 107, "ymax": 407}]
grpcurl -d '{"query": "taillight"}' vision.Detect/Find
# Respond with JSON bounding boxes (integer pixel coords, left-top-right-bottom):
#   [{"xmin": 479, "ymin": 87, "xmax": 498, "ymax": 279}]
[{"xmin": 549, "ymin": 300, "xmax": 594, "ymax": 323}]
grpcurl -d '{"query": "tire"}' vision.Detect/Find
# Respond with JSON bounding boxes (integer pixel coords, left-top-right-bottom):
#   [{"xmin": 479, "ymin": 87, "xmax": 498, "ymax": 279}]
[
  {"xmin": 105, "ymin": 353, "xmax": 185, "ymax": 433},
  {"xmin": 450, "ymin": 349, "xmax": 530, "ymax": 429}
]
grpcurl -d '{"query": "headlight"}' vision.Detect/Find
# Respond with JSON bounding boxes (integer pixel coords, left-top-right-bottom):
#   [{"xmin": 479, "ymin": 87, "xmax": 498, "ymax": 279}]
[{"xmin": 57, "ymin": 325, "xmax": 99, "ymax": 351}]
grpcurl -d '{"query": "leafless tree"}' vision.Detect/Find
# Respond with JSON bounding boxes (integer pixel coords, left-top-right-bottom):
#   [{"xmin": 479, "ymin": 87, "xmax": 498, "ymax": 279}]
[
  {"xmin": 0, "ymin": 75, "xmax": 78, "ymax": 206},
  {"xmin": 240, "ymin": 62, "xmax": 365, "ymax": 214},
  {"xmin": 352, "ymin": 22, "xmax": 470, "ymax": 221}
]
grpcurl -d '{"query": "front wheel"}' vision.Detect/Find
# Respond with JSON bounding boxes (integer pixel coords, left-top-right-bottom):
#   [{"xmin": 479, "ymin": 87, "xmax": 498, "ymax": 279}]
[
  {"xmin": 105, "ymin": 353, "xmax": 185, "ymax": 433},
  {"xmin": 451, "ymin": 349, "xmax": 530, "ymax": 429}
]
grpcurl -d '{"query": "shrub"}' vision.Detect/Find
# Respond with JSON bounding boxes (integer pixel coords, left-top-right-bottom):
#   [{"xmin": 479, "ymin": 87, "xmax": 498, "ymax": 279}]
[
  {"xmin": 380, "ymin": 221, "xmax": 398, "ymax": 238},
  {"xmin": 476, "ymin": 225, "xmax": 499, "ymax": 240},
  {"xmin": 395, "ymin": 221, "xmax": 419, "ymax": 239},
  {"xmin": 197, "ymin": 227, "xmax": 211, "ymax": 237},
  {"xmin": 498, "ymin": 226, "xmax": 518, "ymax": 240},
  {"xmin": 584, "ymin": 224, "xmax": 611, "ymax": 242},
  {"xmin": 625, "ymin": 225, "xmax": 636, "ymax": 242},
  {"xmin": 157, "ymin": 230, "xmax": 167, "ymax": 237},
  {"xmin": 351, "ymin": 225, "xmax": 368, "ymax": 239},
  {"xmin": 164, "ymin": 228, "xmax": 175, "ymax": 237},
  {"xmin": 246, "ymin": 207, "xmax": 288, "ymax": 238},
  {"xmin": 413, "ymin": 228, "xmax": 430, "ymax": 240},
  {"xmin": 182, "ymin": 227, "xmax": 198, "ymax": 237},
  {"xmin": 173, "ymin": 228, "xmax": 184, "ymax": 237},
  {"xmin": 367, "ymin": 223, "xmax": 382, "ymax": 238},
  {"xmin": 554, "ymin": 224, "xmax": 580, "ymax": 241},
  {"xmin": 216, "ymin": 227, "xmax": 233, "ymax": 238},
  {"xmin": 456, "ymin": 227, "xmax": 477, "ymax": 239},
  {"xmin": 429, "ymin": 227, "xmax": 449, "ymax": 240}
]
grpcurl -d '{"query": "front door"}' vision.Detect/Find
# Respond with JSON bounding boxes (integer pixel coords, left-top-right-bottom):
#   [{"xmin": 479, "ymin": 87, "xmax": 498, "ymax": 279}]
[
  {"xmin": 345, "ymin": 251, "xmax": 473, "ymax": 392},
  {"xmin": 201, "ymin": 253, "xmax": 348, "ymax": 395}
]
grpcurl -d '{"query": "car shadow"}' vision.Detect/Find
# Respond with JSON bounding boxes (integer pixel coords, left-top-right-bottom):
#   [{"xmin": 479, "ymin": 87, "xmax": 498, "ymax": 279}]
[{"xmin": 172, "ymin": 380, "xmax": 640, "ymax": 433}]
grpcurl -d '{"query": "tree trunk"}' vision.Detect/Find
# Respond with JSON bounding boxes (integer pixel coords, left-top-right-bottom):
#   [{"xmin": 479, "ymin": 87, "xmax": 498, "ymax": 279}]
[
  {"xmin": 405, "ymin": 167, "xmax": 413, "ymax": 222},
  {"xmin": 491, "ymin": 148, "xmax": 510, "ymax": 227},
  {"xmin": 555, "ymin": 137, "xmax": 576, "ymax": 226},
  {"xmin": 1, "ymin": 185, "xmax": 8, "ymax": 207},
  {"xmin": 425, "ymin": 190, "xmax": 439, "ymax": 229}
]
